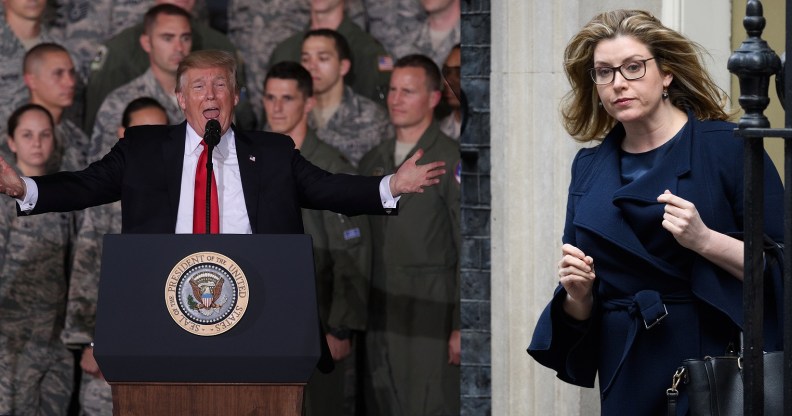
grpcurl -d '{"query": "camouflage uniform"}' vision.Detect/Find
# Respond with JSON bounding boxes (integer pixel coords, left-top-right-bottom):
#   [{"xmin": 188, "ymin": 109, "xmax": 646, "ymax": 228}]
[
  {"xmin": 268, "ymin": 16, "xmax": 391, "ymax": 106},
  {"xmin": 310, "ymin": 86, "xmax": 392, "ymax": 167},
  {"xmin": 61, "ymin": 202, "xmax": 121, "ymax": 416},
  {"xmin": 389, "ymin": 20, "xmax": 460, "ymax": 67},
  {"xmin": 359, "ymin": 122, "xmax": 460, "ymax": 416},
  {"xmin": 227, "ymin": 0, "xmax": 366, "ymax": 124},
  {"xmin": 89, "ymin": 69, "xmax": 183, "ymax": 162},
  {"xmin": 49, "ymin": 0, "xmax": 154, "ymax": 80},
  {"xmin": 293, "ymin": 130, "xmax": 371, "ymax": 416},
  {"xmin": 362, "ymin": 0, "xmax": 426, "ymax": 58},
  {"xmin": 56, "ymin": 118, "xmax": 92, "ymax": 171},
  {"xmin": 83, "ymin": 17, "xmax": 255, "ymax": 135},
  {"xmin": 0, "ymin": 197, "xmax": 74, "ymax": 416}
]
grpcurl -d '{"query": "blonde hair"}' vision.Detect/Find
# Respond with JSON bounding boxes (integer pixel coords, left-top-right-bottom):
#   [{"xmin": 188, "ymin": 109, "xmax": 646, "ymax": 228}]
[
  {"xmin": 175, "ymin": 50, "xmax": 238, "ymax": 93},
  {"xmin": 562, "ymin": 9, "xmax": 730, "ymax": 142}
]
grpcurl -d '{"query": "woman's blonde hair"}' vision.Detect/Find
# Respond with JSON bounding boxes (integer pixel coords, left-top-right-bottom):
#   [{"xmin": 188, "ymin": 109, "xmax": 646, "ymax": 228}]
[{"xmin": 562, "ymin": 9, "xmax": 730, "ymax": 142}]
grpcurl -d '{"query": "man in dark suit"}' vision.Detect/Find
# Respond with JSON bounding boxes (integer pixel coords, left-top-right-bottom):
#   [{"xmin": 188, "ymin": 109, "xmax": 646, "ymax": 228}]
[{"xmin": 0, "ymin": 50, "xmax": 445, "ymax": 231}]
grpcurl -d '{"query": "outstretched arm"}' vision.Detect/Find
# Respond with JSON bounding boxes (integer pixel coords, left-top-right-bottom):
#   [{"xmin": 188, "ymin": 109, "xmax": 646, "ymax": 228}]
[
  {"xmin": 389, "ymin": 149, "xmax": 446, "ymax": 196},
  {"xmin": 0, "ymin": 157, "xmax": 25, "ymax": 198}
]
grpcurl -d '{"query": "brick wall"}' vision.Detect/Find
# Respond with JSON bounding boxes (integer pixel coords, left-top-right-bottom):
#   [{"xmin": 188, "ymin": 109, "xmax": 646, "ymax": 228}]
[{"xmin": 460, "ymin": 0, "xmax": 491, "ymax": 414}]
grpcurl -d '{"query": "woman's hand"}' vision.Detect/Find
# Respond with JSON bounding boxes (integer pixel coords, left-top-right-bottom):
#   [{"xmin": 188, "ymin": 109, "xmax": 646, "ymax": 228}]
[
  {"xmin": 657, "ymin": 189, "xmax": 745, "ymax": 279},
  {"xmin": 558, "ymin": 243, "xmax": 596, "ymax": 320},
  {"xmin": 657, "ymin": 190, "xmax": 711, "ymax": 252}
]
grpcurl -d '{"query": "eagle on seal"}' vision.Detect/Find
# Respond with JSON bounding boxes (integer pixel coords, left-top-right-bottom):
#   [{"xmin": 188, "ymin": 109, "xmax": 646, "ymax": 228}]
[{"xmin": 190, "ymin": 277, "xmax": 225, "ymax": 309}]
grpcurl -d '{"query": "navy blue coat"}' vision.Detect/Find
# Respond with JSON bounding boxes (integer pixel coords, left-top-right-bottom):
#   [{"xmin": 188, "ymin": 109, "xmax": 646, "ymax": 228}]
[{"xmin": 528, "ymin": 114, "xmax": 784, "ymax": 415}]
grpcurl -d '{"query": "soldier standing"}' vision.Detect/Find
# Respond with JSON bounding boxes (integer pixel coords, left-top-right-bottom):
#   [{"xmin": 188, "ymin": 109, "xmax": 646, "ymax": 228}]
[
  {"xmin": 0, "ymin": 104, "xmax": 74, "ymax": 416},
  {"xmin": 359, "ymin": 54, "xmax": 460, "ymax": 415},
  {"xmin": 83, "ymin": 0, "xmax": 254, "ymax": 136},
  {"xmin": 269, "ymin": 0, "xmax": 392, "ymax": 106},
  {"xmin": 22, "ymin": 43, "xmax": 91, "ymax": 172},
  {"xmin": 264, "ymin": 61, "xmax": 372, "ymax": 416},
  {"xmin": 226, "ymin": 0, "xmax": 367, "ymax": 123},
  {"xmin": 62, "ymin": 97, "xmax": 169, "ymax": 416},
  {"xmin": 88, "ymin": 3, "xmax": 191, "ymax": 162},
  {"xmin": 300, "ymin": 29, "xmax": 392, "ymax": 166}
]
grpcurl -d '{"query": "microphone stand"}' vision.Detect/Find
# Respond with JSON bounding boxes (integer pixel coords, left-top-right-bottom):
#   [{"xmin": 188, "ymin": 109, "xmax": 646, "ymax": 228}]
[
  {"xmin": 203, "ymin": 119, "xmax": 221, "ymax": 234},
  {"xmin": 205, "ymin": 144, "xmax": 214, "ymax": 235}
]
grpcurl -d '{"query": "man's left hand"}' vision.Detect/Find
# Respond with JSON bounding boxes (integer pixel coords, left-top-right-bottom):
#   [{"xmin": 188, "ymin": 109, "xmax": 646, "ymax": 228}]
[{"xmin": 390, "ymin": 149, "xmax": 446, "ymax": 196}]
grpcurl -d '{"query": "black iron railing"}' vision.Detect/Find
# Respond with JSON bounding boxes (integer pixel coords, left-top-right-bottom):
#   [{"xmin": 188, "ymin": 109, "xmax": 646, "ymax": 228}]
[{"xmin": 727, "ymin": 1, "xmax": 792, "ymax": 414}]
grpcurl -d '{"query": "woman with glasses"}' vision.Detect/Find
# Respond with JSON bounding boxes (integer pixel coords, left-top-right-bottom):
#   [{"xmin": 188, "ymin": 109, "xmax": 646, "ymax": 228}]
[{"xmin": 528, "ymin": 9, "xmax": 784, "ymax": 415}]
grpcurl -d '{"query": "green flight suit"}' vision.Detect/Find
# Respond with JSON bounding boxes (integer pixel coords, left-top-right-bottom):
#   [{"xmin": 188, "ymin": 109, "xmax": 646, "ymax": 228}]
[
  {"xmin": 298, "ymin": 130, "xmax": 372, "ymax": 416},
  {"xmin": 358, "ymin": 122, "xmax": 461, "ymax": 415},
  {"xmin": 268, "ymin": 16, "xmax": 392, "ymax": 106},
  {"xmin": 84, "ymin": 17, "xmax": 256, "ymax": 135}
]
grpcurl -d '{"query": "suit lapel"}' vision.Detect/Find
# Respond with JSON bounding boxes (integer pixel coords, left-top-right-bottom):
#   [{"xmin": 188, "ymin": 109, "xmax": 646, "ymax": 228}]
[
  {"xmin": 163, "ymin": 123, "xmax": 187, "ymax": 228},
  {"xmin": 233, "ymin": 128, "xmax": 262, "ymax": 233}
]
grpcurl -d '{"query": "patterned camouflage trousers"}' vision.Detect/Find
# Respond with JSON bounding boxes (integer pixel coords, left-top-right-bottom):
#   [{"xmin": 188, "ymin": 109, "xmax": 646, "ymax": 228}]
[
  {"xmin": 0, "ymin": 339, "xmax": 73, "ymax": 416},
  {"xmin": 78, "ymin": 372, "xmax": 112, "ymax": 416}
]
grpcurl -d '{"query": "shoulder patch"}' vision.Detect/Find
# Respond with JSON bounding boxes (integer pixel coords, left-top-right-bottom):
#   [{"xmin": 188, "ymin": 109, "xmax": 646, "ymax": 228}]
[
  {"xmin": 90, "ymin": 45, "xmax": 108, "ymax": 72},
  {"xmin": 343, "ymin": 227, "xmax": 361, "ymax": 240},
  {"xmin": 378, "ymin": 55, "xmax": 394, "ymax": 72}
]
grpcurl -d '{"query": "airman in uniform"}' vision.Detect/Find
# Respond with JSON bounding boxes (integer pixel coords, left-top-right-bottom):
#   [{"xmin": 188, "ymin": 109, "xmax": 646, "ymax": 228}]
[
  {"xmin": 227, "ymin": 0, "xmax": 367, "ymax": 124},
  {"xmin": 84, "ymin": 0, "xmax": 255, "ymax": 135},
  {"xmin": 269, "ymin": 0, "xmax": 392, "ymax": 106},
  {"xmin": 62, "ymin": 97, "xmax": 169, "ymax": 416},
  {"xmin": 88, "ymin": 4, "xmax": 190, "ymax": 161},
  {"xmin": 300, "ymin": 29, "xmax": 392, "ymax": 166},
  {"xmin": 359, "ymin": 54, "xmax": 460, "ymax": 416},
  {"xmin": 0, "ymin": 104, "xmax": 74, "ymax": 416}
]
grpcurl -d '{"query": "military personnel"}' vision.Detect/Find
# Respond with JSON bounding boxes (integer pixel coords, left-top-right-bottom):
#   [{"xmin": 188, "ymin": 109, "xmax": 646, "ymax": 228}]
[
  {"xmin": 368, "ymin": 0, "xmax": 459, "ymax": 67},
  {"xmin": 300, "ymin": 29, "xmax": 392, "ymax": 166},
  {"xmin": 227, "ymin": 0, "xmax": 366, "ymax": 124},
  {"xmin": 359, "ymin": 54, "xmax": 460, "ymax": 415},
  {"xmin": 62, "ymin": 97, "xmax": 169, "ymax": 416},
  {"xmin": 88, "ymin": 3, "xmax": 190, "ymax": 162},
  {"xmin": 84, "ymin": 0, "xmax": 255, "ymax": 136},
  {"xmin": 21, "ymin": 43, "xmax": 91, "ymax": 172},
  {"xmin": 264, "ymin": 61, "xmax": 371, "ymax": 416},
  {"xmin": 0, "ymin": 103, "xmax": 74, "ymax": 416},
  {"xmin": 269, "ymin": 0, "xmax": 392, "ymax": 106}
]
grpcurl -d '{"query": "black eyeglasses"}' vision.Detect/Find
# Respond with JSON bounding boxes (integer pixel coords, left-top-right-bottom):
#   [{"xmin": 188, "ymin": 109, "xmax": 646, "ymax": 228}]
[{"xmin": 589, "ymin": 57, "xmax": 655, "ymax": 85}]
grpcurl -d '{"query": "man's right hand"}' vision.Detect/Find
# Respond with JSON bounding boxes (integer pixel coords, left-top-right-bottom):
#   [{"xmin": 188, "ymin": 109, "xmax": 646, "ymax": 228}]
[{"xmin": 0, "ymin": 157, "xmax": 25, "ymax": 198}]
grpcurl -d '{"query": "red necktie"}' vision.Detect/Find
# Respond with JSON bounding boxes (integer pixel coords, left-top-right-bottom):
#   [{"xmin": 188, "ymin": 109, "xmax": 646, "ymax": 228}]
[{"xmin": 193, "ymin": 140, "xmax": 219, "ymax": 233}]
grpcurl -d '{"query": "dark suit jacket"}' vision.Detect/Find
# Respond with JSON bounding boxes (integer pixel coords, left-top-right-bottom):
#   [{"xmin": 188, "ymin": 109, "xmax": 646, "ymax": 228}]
[
  {"xmin": 528, "ymin": 114, "xmax": 784, "ymax": 415},
  {"xmin": 27, "ymin": 122, "xmax": 389, "ymax": 233}
]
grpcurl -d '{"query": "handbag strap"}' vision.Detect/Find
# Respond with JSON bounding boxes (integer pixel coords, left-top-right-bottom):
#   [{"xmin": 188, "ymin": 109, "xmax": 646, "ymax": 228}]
[{"xmin": 666, "ymin": 366, "xmax": 686, "ymax": 416}]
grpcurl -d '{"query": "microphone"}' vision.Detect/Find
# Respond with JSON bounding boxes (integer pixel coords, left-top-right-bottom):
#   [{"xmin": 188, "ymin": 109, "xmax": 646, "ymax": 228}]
[
  {"xmin": 204, "ymin": 119, "xmax": 221, "ymax": 147},
  {"xmin": 203, "ymin": 119, "xmax": 221, "ymax": 234}
]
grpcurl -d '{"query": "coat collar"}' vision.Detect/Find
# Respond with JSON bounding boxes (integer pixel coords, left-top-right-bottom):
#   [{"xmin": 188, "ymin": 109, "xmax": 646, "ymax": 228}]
[{"xmin": 571, "ymin": 112, "xmax": 698, "ymax": 278}]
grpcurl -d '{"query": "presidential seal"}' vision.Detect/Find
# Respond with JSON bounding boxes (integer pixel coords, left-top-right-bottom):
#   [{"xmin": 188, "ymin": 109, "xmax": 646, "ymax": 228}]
[{"xmin": 164, "ymin": 252, "xmax": 250, "ymax": 336}]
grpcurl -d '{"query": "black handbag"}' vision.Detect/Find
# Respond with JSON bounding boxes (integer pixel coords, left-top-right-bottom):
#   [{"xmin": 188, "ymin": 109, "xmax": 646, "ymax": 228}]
[{"xmin": 665, "ymin": 351, "xmax": 784, "ymax": 416}]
